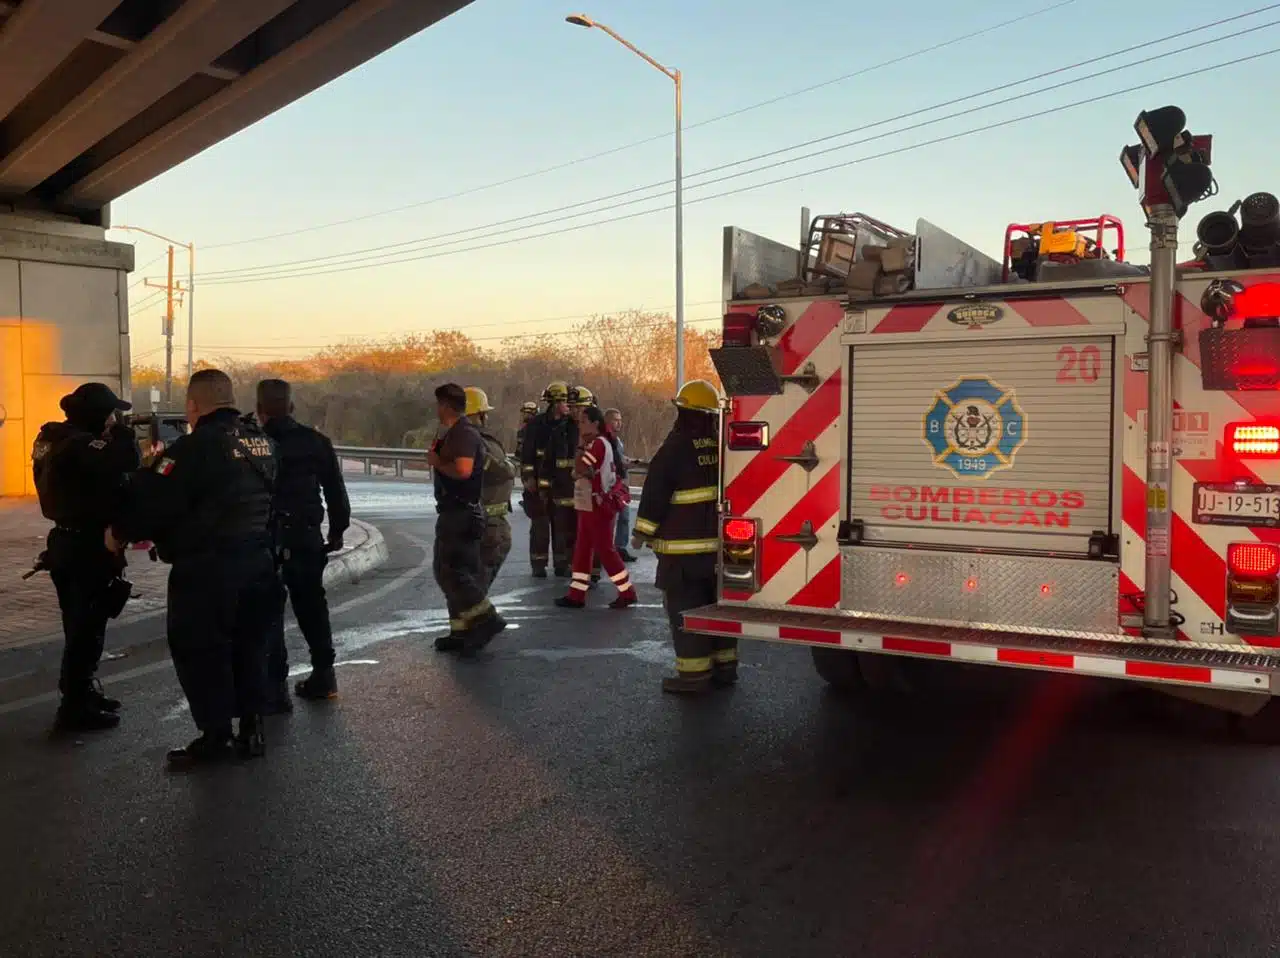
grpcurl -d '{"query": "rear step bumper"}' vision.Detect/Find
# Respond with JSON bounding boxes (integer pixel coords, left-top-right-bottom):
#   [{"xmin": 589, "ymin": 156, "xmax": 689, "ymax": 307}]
[{"xmin": 683, "ymin": 606, "xmax": 1280, "ymax": 694}]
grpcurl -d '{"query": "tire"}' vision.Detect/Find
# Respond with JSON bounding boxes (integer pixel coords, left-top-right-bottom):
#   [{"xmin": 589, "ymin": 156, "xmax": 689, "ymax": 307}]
[{"xmin": 811, "ymin": 646, "xmax": 868, "ymax": 694}]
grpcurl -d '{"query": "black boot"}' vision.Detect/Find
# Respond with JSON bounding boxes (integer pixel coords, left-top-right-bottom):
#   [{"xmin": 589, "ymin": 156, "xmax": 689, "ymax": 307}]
[
  {"xmin": 459, "ymin": 614, "xmax": 508, "ymax": 657},
  {"xmin": 619, "ymin": 550, "xmax": 638, "ymax": 563},
  {"xmin": 661, "ymin": 672, "xmax": 713, "ymax": 695},
  {"xmin": 264, "ymin": 680, "xmax": 294, "ymax": 715},
  {"xmin": 54, "ymin": 698, "xmax": 120, "ymax": 733},
  {"xmin": 295, "ymin": 667, "xmax": 339, "ymax": 698},
  {"xmin": 711, "ymin": 664, "xmax": 739, "ymax": 688},
  {"xmin": 236, "ymin": 715, "xmax": 266, "ymax": 759},
  {"xmin": 88, "ymin": 679, "xmax": 121, "ymax": 713},
  {"xmin": 433, "ymin": 633, "xmax": 463, "ymax": 653},
  {"xmin": 532, "ymin": 567, "xmax": 548, "ymax": 579},
  {"xmin": 554, "ymin": 565, "xmax": 570, "ymax": 578},
  {"xmin": 168, "ymin": 729, "xmax": 235, "ymax": 766}
]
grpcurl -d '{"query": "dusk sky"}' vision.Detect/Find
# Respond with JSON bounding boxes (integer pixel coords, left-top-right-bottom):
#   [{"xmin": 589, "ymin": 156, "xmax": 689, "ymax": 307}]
[{"xmin": 111, "ymin": 0, "xmax": 1280, "ymax": 368}]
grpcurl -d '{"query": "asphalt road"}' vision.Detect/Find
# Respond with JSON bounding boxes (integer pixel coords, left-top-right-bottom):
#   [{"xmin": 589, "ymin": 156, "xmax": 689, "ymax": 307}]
[{"xmin": 2, "ymin": 480, "xmax": 1280, "ymax": 958}]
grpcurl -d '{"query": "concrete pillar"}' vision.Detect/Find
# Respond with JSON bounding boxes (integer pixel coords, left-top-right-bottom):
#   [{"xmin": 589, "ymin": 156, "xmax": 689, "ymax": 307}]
[{"xmin": 0, "ymin": 214, "xmax": 133, "ymax": 496}]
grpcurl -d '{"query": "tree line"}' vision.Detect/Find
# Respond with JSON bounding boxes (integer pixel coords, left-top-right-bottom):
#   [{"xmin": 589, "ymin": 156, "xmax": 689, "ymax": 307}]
[{"xmin": 130, "ymin": 312, "xmax": 722, "ymax": 458}]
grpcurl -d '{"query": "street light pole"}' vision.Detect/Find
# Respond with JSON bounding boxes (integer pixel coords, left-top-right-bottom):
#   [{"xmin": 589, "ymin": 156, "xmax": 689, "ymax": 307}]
[{"xmin": 566, "ymin": 14, "xmax": 685, "ymax": 390}]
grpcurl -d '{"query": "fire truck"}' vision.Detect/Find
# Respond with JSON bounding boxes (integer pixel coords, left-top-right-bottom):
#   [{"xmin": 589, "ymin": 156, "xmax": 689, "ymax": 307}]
[{"xmin": 688, "ymin": 107, "xmax": 1280, "ymax": 721}]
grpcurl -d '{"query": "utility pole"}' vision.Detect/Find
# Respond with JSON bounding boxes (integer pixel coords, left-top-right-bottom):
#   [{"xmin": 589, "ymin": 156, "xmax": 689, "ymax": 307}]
[{"xmin": 144, "ymin": 245, "xmax": 177, "ymax": 405}]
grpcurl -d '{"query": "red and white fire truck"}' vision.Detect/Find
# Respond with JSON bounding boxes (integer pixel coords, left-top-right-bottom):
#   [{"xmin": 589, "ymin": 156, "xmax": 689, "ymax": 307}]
[{"xmin": 688, "ymin": 120, "xmax": 1280, "ymax": 717}]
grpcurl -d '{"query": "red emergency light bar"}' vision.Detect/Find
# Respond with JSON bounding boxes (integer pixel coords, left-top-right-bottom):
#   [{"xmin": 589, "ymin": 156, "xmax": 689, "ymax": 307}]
[
  {"xmin": 1228, "ymin": 542, "xmax": 1280, "ymax": 579},
  {"xmin": 1228, "ymin": 422, "xmax": 1280, "ymax": 457},
  {"xmin": 723, "ymin": 518, "xmax": 757, "ymax": 543}
]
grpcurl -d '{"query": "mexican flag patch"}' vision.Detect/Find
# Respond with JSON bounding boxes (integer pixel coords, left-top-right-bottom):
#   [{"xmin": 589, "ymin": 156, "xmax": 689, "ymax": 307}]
[{"xmin": 155, "ymin": 458, "xmax": 175, "ymax": 476}]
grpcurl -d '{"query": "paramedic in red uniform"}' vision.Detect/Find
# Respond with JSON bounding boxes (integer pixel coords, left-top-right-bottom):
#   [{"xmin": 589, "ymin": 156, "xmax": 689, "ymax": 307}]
[
  {"xmin": 555, "ymin": 405, "xmax": 637, "ymax": 610},
  {"xmin": 631, "ymin": 380, "xmax": 728, "ymax": 694}
]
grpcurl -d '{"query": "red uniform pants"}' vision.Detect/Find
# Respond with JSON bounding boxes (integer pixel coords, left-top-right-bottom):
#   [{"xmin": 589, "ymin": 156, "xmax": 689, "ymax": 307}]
[{"xmin": 564, "ymin": 508, "xmax": 636, "ymax": 605}]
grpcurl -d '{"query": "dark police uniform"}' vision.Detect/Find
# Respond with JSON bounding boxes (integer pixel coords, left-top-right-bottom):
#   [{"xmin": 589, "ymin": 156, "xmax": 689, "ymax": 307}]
[
  {"xmin": 433, "ymin": 417, "xmax": 504, "ymax": 654},
  {"xmin": 633, "ymin": 425, "xmax": 726, "ymax": 692},
  {"xmin": 478, "ymin": 427, "xmax": 516, "ymax": 588},
  {"xmin": 32, "ymin": 389, "xmax": 140, "ymax": 729},
  {"xmin": 113, "ymin": 407, "xmax": 279, "ymax": 760},
  {"xmin": 520, "ymin": 409, "xmax": 557, "ymax": 575},
  {"xmin": 261, "ymin": 414, "xmax": 350, "ymax": 700}
]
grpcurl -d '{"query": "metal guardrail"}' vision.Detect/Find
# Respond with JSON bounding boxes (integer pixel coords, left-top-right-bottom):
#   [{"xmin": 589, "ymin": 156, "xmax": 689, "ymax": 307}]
[{"xmin": 333, "ymin": 445, "xmax": 648, "ymax": 481}]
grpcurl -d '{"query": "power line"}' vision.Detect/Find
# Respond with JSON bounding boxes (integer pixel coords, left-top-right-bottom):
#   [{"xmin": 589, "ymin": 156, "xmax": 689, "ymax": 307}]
[
  {"xmin": 197, "ymin": 0, "xmax": 1081, "ymax": 252},
  {"xmin": 194, "ymin": 44, "xmax": 1280, "ymax": 287},
  {"xmin": 191, "ymin": 7, "xmax": 1277, "ymax": 285}
]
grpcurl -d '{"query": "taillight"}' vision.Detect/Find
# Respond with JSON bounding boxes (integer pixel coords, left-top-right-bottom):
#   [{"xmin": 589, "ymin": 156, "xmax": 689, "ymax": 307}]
[
  {"xmin": 1228, "ymin": 422, "xmax": 1280, "ymax": 457},
  {"xmin": 727, "ymin": 421, "xmax": 770, "ymax": 451},
  {"xmin": 722, "ymin": 312, "xmax": 755, "ymax": 346},
  {"xmin": 1225, "ymin": 541, "xmax": 1280, "ymax": 636},
  {"xmin": 1228, "ymin": 542, "xmax": 1280, "ymax": 578},
  {"xmin": 721, "ymin": 516, "xmax": 760, "ymax": 594}
]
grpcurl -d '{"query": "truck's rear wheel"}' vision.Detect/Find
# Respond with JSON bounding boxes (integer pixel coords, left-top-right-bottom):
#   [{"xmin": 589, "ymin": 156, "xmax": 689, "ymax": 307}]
[{"xmin": 811, "ymin": 647, "xmax": 868, "ymax": 694}]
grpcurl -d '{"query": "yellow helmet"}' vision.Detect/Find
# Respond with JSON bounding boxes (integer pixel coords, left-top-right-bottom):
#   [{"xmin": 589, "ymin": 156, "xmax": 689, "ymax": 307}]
[
  {"xmin": 673, "ymin": 379, "xmax": 721, "ymax": 413},
  {"xmin": 543, "ymin": 381, "xmax": 569, "ymax": 403},
  {"xmin": 568, "ymin": 385, "xmax": 594, "ymax": 407},
  {"xmin": 464, "ymin": 386, "xmax": 494, "ymax": 417}
]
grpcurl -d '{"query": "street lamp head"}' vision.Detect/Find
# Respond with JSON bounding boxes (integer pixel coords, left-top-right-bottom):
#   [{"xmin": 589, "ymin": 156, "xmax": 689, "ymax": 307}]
[{"xmin": 565, "ymin": 13, "xmax": 595, "ymax": 28}]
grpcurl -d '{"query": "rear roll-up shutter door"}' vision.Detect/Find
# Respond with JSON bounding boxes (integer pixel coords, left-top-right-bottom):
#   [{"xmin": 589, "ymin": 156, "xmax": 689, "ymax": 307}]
[{"xmin": 849, "ymin": 336, "xmax": 1115, "ymax": 554}]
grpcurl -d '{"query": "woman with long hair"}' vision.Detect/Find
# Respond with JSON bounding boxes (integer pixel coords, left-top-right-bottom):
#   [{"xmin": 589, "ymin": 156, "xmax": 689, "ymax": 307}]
[{"xmin": 554, "ymin": 404, "xmax": 637, "ymax": 610}]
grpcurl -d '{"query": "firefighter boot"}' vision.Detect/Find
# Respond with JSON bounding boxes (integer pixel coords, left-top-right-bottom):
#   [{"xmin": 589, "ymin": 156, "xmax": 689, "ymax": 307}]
[
  {"xmin": 532, "ymin": 567, "xmax": 548, "ymax": 579},
  {"xmin": 554, "ymin": 564, "xmax": 570, "ymax": 578},
  {"xmin": 167, "ymin": 728, "xmax": 235, "ymax": 766},
  {"xmin": 295, "ymin": 667, "xmax": 339, "ymax": 699},
  {"xmin": 711, "ymin": 649, "xmax": 739, "ymax": 688},
  {"xmin": 434, "ymin": 632, "xmax": 463, "ymax": 652},
  {"xmin": 459, "ymin": 613, "xmax": 508, "ymax": 658},
  {"xmin": 236, "ymin": 714, "xmax": 266, "ymax": 759},
  {"xmin": 662, "ymin": 659, "xmax": 714, "ymax": 695}
]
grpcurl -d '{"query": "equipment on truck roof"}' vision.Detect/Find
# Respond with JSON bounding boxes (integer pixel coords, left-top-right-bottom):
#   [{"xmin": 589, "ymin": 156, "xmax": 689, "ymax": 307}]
[
  {"xmin": 1194, "ymin": 192, "xmax": 1280, "ymax": 271},
  {"xmin": 1001, "ymin": 215, "xmax": 1125, "ymax": 282}
]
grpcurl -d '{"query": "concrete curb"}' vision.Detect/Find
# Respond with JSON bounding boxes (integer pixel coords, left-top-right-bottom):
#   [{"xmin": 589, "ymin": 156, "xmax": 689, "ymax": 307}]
[{"xmin": 322, "ymin": 519, "xmax": 389, "ymax": 588}]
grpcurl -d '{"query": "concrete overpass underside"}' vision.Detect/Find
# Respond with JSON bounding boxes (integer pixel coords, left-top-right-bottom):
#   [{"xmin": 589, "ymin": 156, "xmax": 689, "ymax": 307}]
[{"xmin": 0, "ymin": 0, "xmax": 473, "ymax": 495}]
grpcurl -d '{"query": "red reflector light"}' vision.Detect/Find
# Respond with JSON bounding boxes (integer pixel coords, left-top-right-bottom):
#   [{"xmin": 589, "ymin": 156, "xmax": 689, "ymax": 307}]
[
  {"xmin": 1040, "ymin": 583, "xmax": 1052, "ymax": 596},
  {"xmin": 723, "ymin": 518, "xmax": 756, "ymax": 543},
  {"xmin": 964, "ymin": 577, "xmax": 978, "ymax": 592},
  {"xmin": 722, "ymin": 312, "xmax": 755, "ymax": 346},
  {"xmin": 1229, "ymin": 422, "xmax": 1280, "ymax": 456},
  {"xmin": 894, "ymin": 572, "xmax": 909, "ymax": 586},
  {"xmin": 727, "ymin": 421, "xmax": 770, "ymax": 450},
  {"xmin": 1227, "ymin": 542, "xmax": 1280, "ymax": 578}
]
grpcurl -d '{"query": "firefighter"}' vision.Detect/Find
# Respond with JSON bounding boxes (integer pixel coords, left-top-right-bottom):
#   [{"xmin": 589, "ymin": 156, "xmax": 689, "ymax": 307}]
[
  {"xmin": 554, "ymin": 404, "xmax": 637, "ymax": 610},
  {"xmin": 31, "ymin": 382, "xmax": 140, "ymax": 732},
  {"xmin": 521, "ymin": 381, "xmax": 572, "ymax": 577},
  {"xmin": 515, "ymin": 401, "xmax": 537, "ymax": 454},
  {"xmin": 464, "ymin": 386, "xmax": 517, "ymax": 589},
  {"xmin": 428, "ymin": 383, "xmax": 506, "ymax": 655},
  {"xmin": 630, "ymin": 379, "xmax": 727, "ymax": 694}
]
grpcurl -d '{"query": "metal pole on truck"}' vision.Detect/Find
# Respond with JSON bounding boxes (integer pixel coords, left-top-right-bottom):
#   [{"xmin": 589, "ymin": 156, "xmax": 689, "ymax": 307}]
[
  {"xmin": 1122, "ymin": 106, "xmax": 1215, "ymax": 639},
  {"xmin": 566, "ymin": 13, "xmax": 685, "ymax": 389}
]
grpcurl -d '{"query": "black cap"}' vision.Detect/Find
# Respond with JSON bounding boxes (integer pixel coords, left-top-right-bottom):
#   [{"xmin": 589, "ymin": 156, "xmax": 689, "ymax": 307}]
[{"xmin": 60, "ymin": 382, "xmax": 131, "ymax": 416}]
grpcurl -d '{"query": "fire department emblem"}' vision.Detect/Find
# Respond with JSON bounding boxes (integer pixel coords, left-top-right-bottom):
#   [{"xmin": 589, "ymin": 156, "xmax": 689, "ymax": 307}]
[{"xmin": 922, "ymin": 376, "xmax": 1026, "ymax": 479}]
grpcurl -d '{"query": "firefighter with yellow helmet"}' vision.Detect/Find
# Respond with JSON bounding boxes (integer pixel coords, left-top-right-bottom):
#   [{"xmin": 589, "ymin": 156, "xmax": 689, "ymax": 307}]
[
  {"xmin": 631, "ymin": 379, "xmax": 727, "ymax": 694},
  {"xmin": 520, "ymin": 381, "xmax": 572, "ymax": 576},
  {"xmin": 464, "ymin": 387, "xmax": 517, "ymax": 588},
  {"xmin": 515, "ymin": 401, "xmax": 538, "ymax": 460}
]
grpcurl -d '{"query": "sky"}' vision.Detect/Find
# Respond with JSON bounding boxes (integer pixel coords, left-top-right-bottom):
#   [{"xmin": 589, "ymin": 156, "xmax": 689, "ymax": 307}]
[{"xmin": 110, "ymin": 0, "xmax": 1280, "ymax": 370}]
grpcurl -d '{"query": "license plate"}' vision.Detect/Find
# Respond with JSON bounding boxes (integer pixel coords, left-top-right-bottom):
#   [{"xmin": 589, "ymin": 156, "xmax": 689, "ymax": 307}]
[{"xmin": 1193, "ymin": 482, "xmax": 1280, "ymax": 527}]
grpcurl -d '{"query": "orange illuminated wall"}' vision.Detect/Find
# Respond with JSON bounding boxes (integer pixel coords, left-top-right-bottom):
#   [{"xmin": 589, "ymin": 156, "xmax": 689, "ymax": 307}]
[{"xmin": 0, "ymin": 252, "xmax": 129, "ymax": 497}]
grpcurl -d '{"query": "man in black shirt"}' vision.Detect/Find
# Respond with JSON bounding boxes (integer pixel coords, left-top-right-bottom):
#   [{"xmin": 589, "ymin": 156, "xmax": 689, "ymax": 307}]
[
  {"xmin": 111, "ymin": 369, "xmax": 279, "ymax": 765},
  {"xmin": 256, "ymin": 379, "xmax": 351, "ymax": 706},
  {"xmin": 31, "ymin": 382, "xmax": 140, "ymax": 732},
  {"xmin": 428, "ymin": 383, "xmax": 505, "ymax": 657}
]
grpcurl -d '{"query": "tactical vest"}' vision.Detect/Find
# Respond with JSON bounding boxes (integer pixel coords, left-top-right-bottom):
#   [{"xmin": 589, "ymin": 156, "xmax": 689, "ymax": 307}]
[{"xmin": 31, "ymin": 422, "xmax": 78, "ymax": 524}]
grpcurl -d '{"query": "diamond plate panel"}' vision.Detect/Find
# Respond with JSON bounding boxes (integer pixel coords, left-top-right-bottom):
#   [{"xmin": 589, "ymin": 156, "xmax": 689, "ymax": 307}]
[
  {"xmin": 710, "ymin": 345, "xmax": 783, "ymax": 397},
  {"xmin": 840, "ymin": 547, "xmax": 1119, "ymax": 636}
]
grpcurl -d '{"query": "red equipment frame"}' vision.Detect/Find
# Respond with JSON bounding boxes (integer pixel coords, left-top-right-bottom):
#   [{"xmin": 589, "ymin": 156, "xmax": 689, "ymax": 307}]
[{"xmin": 1001, "ymin": 215, "xmax": 1126, "ymax": 282}]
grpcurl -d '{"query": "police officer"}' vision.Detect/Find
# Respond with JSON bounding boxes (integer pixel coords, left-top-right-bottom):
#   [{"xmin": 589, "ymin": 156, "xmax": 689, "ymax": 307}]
[
  {"xmin": 31, "ymin": 382, "xmax": 140, "ymax": 731},
  {"xmin": 631, "ymin": 380, "xmax": 727, "ymax": 694},
  {"xmin": 464, "ymin": 387, "xmax": 517, "ymax": 589},
  {"xmin": 110, "ymin": 368, "xmax": 279, "ymax": 765},
  {"xmin": 256, "ymin": 379, "xmax": 350, "ymax": 706},
  {"xmin": 520, "ymin": 382, "xmax": 571, "ymax": 577},
  {"xmin": 429, "ymin": 383, "xmax": 506, "ymax": 655}
]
